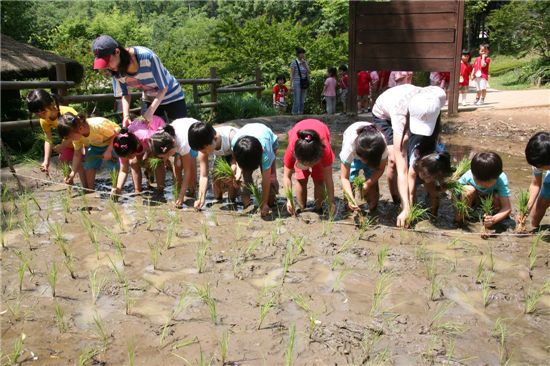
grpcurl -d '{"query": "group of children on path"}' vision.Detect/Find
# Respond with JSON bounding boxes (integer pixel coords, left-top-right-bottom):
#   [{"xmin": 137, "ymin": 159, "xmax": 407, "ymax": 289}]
[
  {"xmin": 24, "ymin": 36, "xmax": 548, "ymax": 231},
  {"xmin": 274, "ymin": 44, "xmax": 493, "ymax": 115}
]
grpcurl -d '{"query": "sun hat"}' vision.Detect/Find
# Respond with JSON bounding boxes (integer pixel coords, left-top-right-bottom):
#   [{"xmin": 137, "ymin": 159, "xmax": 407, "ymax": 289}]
[
  {"xmin": 408, "ymin": 87, "xmax": 446, "ymax": 136},
  {"xmin": 92, "ymin": 35, "xmax": 119, "ymax": 70}
]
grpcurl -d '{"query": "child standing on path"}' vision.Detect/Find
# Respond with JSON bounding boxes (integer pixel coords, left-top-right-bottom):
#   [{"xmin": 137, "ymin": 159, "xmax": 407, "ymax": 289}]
[
  {"xmin": 472, "ymin": 44, "xmax": 491, "ymax": 105},
  {"xmin": 272, "ymin": 75, "xmax": 288, "ymax": 114},
  {"xmin": 322, "ymin": 67, "xmax": 337, "ymax": 115},
  {"xmin": 459, "ymin": 50, "xmax": 473, "ymax": 106},
  {"xmin": 357, "ymin": 70, "xmax": 371, "ymax": 113},
  {"xmin": 338, "ymin": 64, "xmax": 349, "ymax": 114}
]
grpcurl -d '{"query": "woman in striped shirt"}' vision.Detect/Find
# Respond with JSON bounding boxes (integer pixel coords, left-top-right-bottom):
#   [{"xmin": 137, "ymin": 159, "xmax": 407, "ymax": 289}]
[{"xmin": 92, "ymin": 35, "xmax": 186, "ymax": 127}]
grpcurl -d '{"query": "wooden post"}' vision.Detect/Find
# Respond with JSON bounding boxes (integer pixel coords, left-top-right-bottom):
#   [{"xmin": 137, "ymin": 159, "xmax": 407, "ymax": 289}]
[
  {"xmin": 55, "ymin": 63, "xmax": 67, "ymax": 97},
  {"xmin": 348, "ymin": 1, "xmax": 358, "ymax": 115},
  {"xmin": 192, "ymin": 84, "xmax": 199, "ymax": 105},
  {"xmin": 448, "ymin": 0, "xmax": 465, "ymax": 116},
  {"xmin": 210, "ymin": 67, "xmax": 218, "ymax": 114},
  {"xmin": 255, "ymin": 68, "xmax": 263, "ymax": 99}
]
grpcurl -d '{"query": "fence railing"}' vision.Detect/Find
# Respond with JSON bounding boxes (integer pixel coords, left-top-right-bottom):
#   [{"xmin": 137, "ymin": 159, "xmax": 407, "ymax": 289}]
[{"xmin": 1, "ymin": 66, "xmax": 265, "ymax": 131}]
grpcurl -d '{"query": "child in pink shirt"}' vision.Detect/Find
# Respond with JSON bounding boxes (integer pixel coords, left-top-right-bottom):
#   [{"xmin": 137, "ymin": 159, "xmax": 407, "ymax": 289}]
[
  {"xmin": 322, "ymin": 67, "xmax": 338, "ymax": 114},
  {"xmin": 472, "ymin": 43, "xmax": 491, "ymax": 105}
]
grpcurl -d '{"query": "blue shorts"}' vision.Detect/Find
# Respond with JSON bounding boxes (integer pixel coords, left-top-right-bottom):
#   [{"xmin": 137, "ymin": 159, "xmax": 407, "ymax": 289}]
[
  {"xmin": 83, "ymin": 145, "xmax": 120, "ymax": 171},
  {"xmin": 175, "ymin": 150, "xmax": 198, "ymax": 158},
  {"xmin": 349, "ymin": 159, "xmax": 374, "ymax": 182},
  {"xmin": 541, "ymin": 171, "xmax": 550, "ymax": 199}
]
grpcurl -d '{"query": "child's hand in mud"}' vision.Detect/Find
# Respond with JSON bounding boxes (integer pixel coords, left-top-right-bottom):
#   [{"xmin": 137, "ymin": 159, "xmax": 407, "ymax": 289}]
[
  {"xmin": 396, "ymin": 209, "xmax": 409, "ymax": 228},
  {"xmin": 64, "ymin": 171, "xmax": 75, "ymax": 185},
  {"xmin": 194, "ymin": 198, "xmax": 205, "ymax": 211},
  {"xmin": 110, "ymin": 187, "xmax": 120, "ymax": 201},
  {"xmin": 260, "ymin": 204, "xmax": 270, "ymax": 217},
  {"xmin": 175, "ymin": 197, "xmax": 184, "ymax": 208},
  {"xmin": 348, "ymin": 201, "xmax": 360, "ymax": 212},
  {"xmin": 286, "ymin": 200, "xmax": 295, "ymax": 215},
  {"xmin": 40, "ymin": 161, "xmax": 49, "ymax": 173},
  {"xmin": 483, "ymin": 214, "xmax": 496, "ymax": 228}
]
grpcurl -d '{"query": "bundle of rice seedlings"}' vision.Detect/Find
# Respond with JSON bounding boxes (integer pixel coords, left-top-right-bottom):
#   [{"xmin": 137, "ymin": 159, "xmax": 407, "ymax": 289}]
[
  {"xmin": 479, "ymin": 194, "xmax": 494, "ymax": 237},
  {"xmin": 406, "ymin": 203, "xmax": 430, "ymax": 228},
  {"xmin": 284, "ymin": 187, "xmax": 295, "ymax": 216},
  {"xmin": 450, "ymin": 157, "xmax": 471, "ymax": 181},
  {"xmin": 516, "ymin": 190, "xmax": 529, "ymax": 233},
  {"xmin": 212, "ymin": 158, "xmax": 235, "ymax": 182}
]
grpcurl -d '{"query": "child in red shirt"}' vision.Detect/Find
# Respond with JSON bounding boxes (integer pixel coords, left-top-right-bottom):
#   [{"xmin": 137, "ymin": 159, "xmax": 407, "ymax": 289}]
[
  {"xmin": 357, "ymin": 70, "xmax": 371, "ymax": 113},
  {"xmin": 459, "ymin": 49, "xmax": 473, "ymax": 106},
  {"xmin": 272, "ymin": 75, "xmax": 289, "ymax": 114},
  {"xmin": 338, "ymin": 64, "xmax": 349, "ymax": 114},
  {"xmin": 472, "ymin": 44, "xmax": 491, "ymax": 105}
]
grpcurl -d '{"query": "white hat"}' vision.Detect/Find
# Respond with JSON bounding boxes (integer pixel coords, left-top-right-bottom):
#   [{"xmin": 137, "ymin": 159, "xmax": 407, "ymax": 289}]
[
  {"xmin": 408, "ymin": 92, "xmax": 443, "ymax": 136},
  {"xmin": 422, "ymin": 85, "xmax": 447, "ymax": 107}
]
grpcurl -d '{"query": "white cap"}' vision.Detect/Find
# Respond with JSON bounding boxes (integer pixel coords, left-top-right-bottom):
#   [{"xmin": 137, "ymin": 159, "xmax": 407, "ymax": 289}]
[
  {"xmin": 422, "ymin": 85, "xmax": 447, "ymax": 107},
  {"xmin": 408, "ymin": 90, "xmax": 445, "ymax": 136}
]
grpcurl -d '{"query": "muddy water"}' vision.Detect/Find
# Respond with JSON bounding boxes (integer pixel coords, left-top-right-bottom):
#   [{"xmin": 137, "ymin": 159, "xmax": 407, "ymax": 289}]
[{"xmin": 1, "ymin": 117, "xmax": 549, "ymax": 365}]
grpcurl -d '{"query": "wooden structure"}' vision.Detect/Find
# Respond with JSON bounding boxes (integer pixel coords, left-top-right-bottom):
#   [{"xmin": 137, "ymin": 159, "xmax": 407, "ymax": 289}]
[{"xmin": 348, "ymin": 0, "xmax": 465, "ymax": 115}]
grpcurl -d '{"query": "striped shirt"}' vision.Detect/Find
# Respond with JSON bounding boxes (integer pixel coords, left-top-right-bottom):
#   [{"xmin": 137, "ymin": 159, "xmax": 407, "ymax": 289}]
[{"xmin": 112, "ymin": 46, "xmax": 184, "ymax": 105}]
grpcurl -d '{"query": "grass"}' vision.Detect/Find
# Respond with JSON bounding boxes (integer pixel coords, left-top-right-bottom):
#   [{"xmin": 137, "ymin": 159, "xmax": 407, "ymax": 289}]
[
  {"xmin": 107, "ymin": 199, "xmax": 124, "ymax": 231},
  {"xmin": 371, "ymin": 272, "xmax": 392, "ymax": 316},
  {"xmin": 80, "ymin": 211, "xmax": 100, "ymax": 259},
  {"xmin": 492, "ymin": 317, "xmax": 509, "ymax": 364},
  {"xmin": 193, "ymin": 283, "xmax": 217, "ymax": 325},
  {"xmin": 219, "ymin": 330, "xmax": 230, "ymax": 365},
  {"xmin": 516, "ymin": 190, "xmax": 530, "ymax": 233},
  {"xmin": 406, "ymin": 203, "xmax": 430, "ymax": 228},
  {"xmin": 93, "ymin": 311, "xmax": 110, "ymax": 350},
  {"xmin": 54, "ymin": 302, "xmax": 68, "ymax": 333},
  {"xmin": 212, "ymin": 158, "xmax": 235, "ymax": 182},
  {"xmin": 60, "ymin": 190, "xmax": 71, "ymax": 223},
  {"xmin": 376, "ymin": 245, "xmax": 389, "ymax": 273},
  {"xmin": 284, "ymin": 187, "xmax": 295, "ymax": 216},
  {"xmin": 524, "ymin": 280, "xmax": 550, "ymax": 314},
  {"xmin": 89, "ymin": 269, "xmax": 106, "ymax": 305},
  {"xmin": 122, "ymin": 276, "xmax": 134, "ymax": 315},
  {"xmin": 481, "ymin": 272, "xmax": 493, "ymax": 307},
  {"xmin": 196, "ymin": 238, "xmax": 210, "ymax": 274},
  {"xmin": 528, "ymin": 232, "xmax": 542, "ymax": 271},
  {"xmin": 148, "ymin": 242, "xmax": 161, "ymax": 270},
  {"xmin": 258, "ymin": 286, "xmax": 278, "ymax": 330},
  {"xmin": 285, "ymin": 323, "xmax": 296, "ymax": 366},
  {"xmin": 6, "ymin": 333, "xmax": 25, "ymax": 365},
  {"xmin": 127, "ymin": 339, "xmax": 136, "ymax": 366},
  {"xmin": 246, "ymin": 182, "xmax": 263, "ymax": 208},
  {"xmin": 48, "ymin": 262, "xmax": 58, "ymax": 298}
]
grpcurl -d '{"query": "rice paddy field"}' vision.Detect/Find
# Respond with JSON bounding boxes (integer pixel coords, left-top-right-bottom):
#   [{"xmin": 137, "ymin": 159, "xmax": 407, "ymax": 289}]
[{"xmin": 1, "ymin": 110, "xmax": 549, "ymax": 366}]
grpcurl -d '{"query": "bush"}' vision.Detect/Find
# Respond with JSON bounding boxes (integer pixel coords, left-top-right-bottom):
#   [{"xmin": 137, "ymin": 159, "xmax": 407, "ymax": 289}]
[
  {"xmin": 516, "ymin": 58, "xmax": 550, "ymax": 86},
  {"xmin": 214, "ymin": 94, "xmax": 276, "ymax": 123}
]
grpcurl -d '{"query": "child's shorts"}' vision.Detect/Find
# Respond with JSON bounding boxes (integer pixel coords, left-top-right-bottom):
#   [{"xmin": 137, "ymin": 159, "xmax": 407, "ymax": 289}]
[
  {"xmin": 474, "ymin": 77, "xmax": 488, "ymax": 91},
  {"xmin": 459, "ymin": 85, "xmax": 469, "ymax": 92},
  {"xmin": 339, "ymin": 89, "xmax": 348, "ymax": 103},
  {"xmin": 540, "ymin": 171, "xmax": 550, "ymax": 199},
  {"xmin": 59, "ymin": 147, "xmax": 76, "ymax": 162},
  {"xmin": 349, "ymin": 159, "xmax": 375, "ymax": 182},
  {"xmin": 372, "ymin": 116, "xmax": 394, "ymax": 146},
  {"xmin": 84, "ymin": 145, "xmax": 119, "ymax": 171},
  {"xmin": 295, "ymin": 164, "xmax": 325, "ymax": 182}
]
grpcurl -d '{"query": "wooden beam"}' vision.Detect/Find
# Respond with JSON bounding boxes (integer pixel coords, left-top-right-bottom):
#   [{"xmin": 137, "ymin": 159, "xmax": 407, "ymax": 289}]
[
  {"xmin": 355, "ymin": 58, "xmax": 455, "ymax": 72},
  {"xmin": 355, "ymin": 1, "xmax": 457, "ymax": 15},
  {"xmin": 356, "ymin": 43, "xmax": 456, "ymax": 59},
  {"xmin": 348, "ymin": 0, "xmax": 358, "ymax": 115},
  {"xmin": 0, "ymin": 80, "xmax": 76, "ymax": 90},
  {"xmin": 359, "ymin": 29, "xmax": 455, "ymax": 44},
  {"xmin": 356, "ymin": 13, "xmax": 458, "ymax": 30},
  {"xmin": 448, "ymin": 0, "xmax": 465, "ymax": 116}
]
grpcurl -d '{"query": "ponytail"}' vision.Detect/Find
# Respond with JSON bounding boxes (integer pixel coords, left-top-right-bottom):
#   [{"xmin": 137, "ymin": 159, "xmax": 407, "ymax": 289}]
[
  {"xmin": 149, "ymin": 125, "xmax": 176, "ymax": 156},
  {"xmin": 354, "ymin": 124, "xmax": 387, "ymax": 168},
  {"xmin": 294, "ymin": 129, "xmax": 325, "ymax": 164},
  {"xmin": 113, "ymin": 128, "xmax": 140, "ymax": 157}
]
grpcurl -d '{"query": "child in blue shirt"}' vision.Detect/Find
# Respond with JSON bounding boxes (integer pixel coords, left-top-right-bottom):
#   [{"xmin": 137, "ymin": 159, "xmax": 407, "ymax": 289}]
[
  {"xmin": 231, "ymin": 123, "xmax": 279, "ymax": 217},
  {"xmin": 457, "ymin": 152, "xmax": 512, "ymax": 228},
  {"xmin": 523, "ymin": 132, "xmax": 550, "ymax": 229}
]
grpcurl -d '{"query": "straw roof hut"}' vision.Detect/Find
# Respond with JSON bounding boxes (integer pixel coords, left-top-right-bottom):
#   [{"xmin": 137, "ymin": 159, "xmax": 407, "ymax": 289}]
[{"xmin": 1, "ymin": 34, "xmax": 84, "ymax": 82}]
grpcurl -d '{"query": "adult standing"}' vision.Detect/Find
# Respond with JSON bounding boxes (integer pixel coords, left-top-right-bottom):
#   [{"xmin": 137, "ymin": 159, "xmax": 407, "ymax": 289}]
[
  {"xmin": 92, "ymin": 35, "xmax": 186, "ymax": 127},
  {"xmin": 289, "ymin": 47, "xmax": 310, "ymax": 115},
  {"xmin": 372, "ymin": 84, "xmax": 446, "ymax": 227}
]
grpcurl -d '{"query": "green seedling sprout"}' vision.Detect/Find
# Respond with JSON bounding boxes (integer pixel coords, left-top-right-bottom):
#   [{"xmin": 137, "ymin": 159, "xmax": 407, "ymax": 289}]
[
  {"xmin": 127, "ymin": 339, "xmax": 136, "ymax": 366},
  {"xmin": 332, "ymin": 268, "xmax": 353, "ymax": 292},
  {"xmin": 193, "ymin": 283, "xmax": 217, "ymax": 325},
  {"xmin": 107, "ymin": 255, "xmax": 125, "ymax": 283},
  {"xmin": 196, "ymin": 238, "xmax": 210, "ymax": 274},
  {"xmin": 122, "ymin": 276, "xmax": 134, "ymax": 315},
  {"xmin": 148, "ymin": 242, "xmax": 161, "ymax": 270},
  {"xmin": 160, "ymin": 289, "xmax": 192, "ymax": 346},
  {"xmin": 406, "ymin": 203, "xmax": 430, "ymax": 228},
  {"xmin": 109, "ymin": 168, "xmax": 118, "ymax": 191},
  {"xmin": 351, "ymin": 175, "xmax": 366, "ymax": 202},
  {"xmin": 430, "ymin": 273, "xmax": 443, "ymax": 301},
  {"xmin": 63, "ymin": 254, "xmax": 77, "ymax": 280},
  {"xmin": 479, "ymin": 194, "xmax": 494, "ymax": 237},
  {"xmin": 285, "ymin": 323, "xmax": 296, "ymax": 366},
  {"xmin": 148, "ymin": 157, "xmax": 162, "ymax": 171},
  {"xmin": 103, "ymin": 227, "xmax": 126, "ymax": 266},
  {"xmin": 17, "ymin": 259, "xmax": 28, "ymax": 293},
  {"xmin": 80, "ymin": 211, "xmax": 100, "ymax": 259},
  {"xmin": 60, "ymin": 161, "xmax": 71, "ymax": 179},
  {"xmin": 516, "ymin": 189, "xmax": 530, "ymax": 233},
  {"xmin": 481, "ymin": 271, "xmax": 493, "ymax": 307},
  {"xmin": 89, "ymin": 269, "xmax": 106, "ymax": 305},
  {"xmin": 219, "ymin": 330, "xmax": 230, "ymax": 365},
  {"xmin": 284, "ymin": 187, "xmax": 296, "ymax": 216},
  {"xmin": 492, "ymin": 318, "xmax": 508, "ymax": 364},
  {"xmin": 342, "ymin": 188, "xmax": 358, "ymax": 209},
  {"xmin": 246, "ymin": 182, "xmax": 263, "ymax": 209},
  {"xmin": 212, "ymin": 158, "xmax": 235, "ymax": 182},
  {"xmin": 107, "ymin": 199, "xmax": 124, "ymax": 231},
  {"xmin": 54, "ymin": 302, "xmax": 68, "ymax": 333},
  {"xmin": 7, "ymin": 333, "xmax": 25, "ymax": 365},
  {"xmin": 322, "ymin": 187, "xmax": 335, "ymax": 234},
  {"xmin": 48, "ymin": 262, "xmax": 58, "ymax": 298},
  {"xmin": 475, "ymin": 257, "xmax": 485, "ymax": 284},
  {"xmin": 164, "ymin": 212, "xmax": 178, "ymax": 250},
  {"xmin": 15, "ymin": 250, "xmax": 33, "ymax": 275},
  {"xmin": 524, "ymin": 280, "xmax": 550, "ymax": 314},
  {"xmin": 430, "ymin": 301, "xmax": 466, "ymax": 336},
  {"xmin": 528, "ymin": 232, "xmax": 542, "ymax": 271},
  {"xmin": 258, "ymin": 286, "xmax": 278, "ymax": 330},
  {"xmin": 358, "ymin": 215, "xmax": 377, "ymax": 240},
  {"xmin": 93, "ymin": 311, "xmax": 110, "ymax": 350},
  {"xmin": 60, "ymin": 190, "xmax": 70, "ymax": 223},
  {"xmin": 487, "ymin": 244, "xmax": 495, "ymax": 272},
  {"xmin": 244, "ymin": 238, "xmax": 262, "ymax": 260},
  {"xmin": 371, "ymin": 272, "xmax": 392, "ymax": 316},
  {"xmin": 78, "ymin": 347, "xmax": 100, "ymax": 366},
  {"xmin": 376, "ymin": 245, "xmax": 389, "ymax": 273},
  {"xmin": 450, "ymin": 157, "xmax": 471, "ymax": 181}
]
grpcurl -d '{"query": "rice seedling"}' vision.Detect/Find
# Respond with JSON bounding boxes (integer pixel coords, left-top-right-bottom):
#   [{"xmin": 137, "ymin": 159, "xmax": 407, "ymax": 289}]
[
  {"xmin": 528, "ymin": 232, "xmax": 542, "ymax": 271},
  {"xmin": 107, "ymin": 199, "xmax": 124, "ymax": 231},
  {"xmin": 17, "ymin": 259, "xmax": 28, "ymax": 293},
  {"xmin": 282, "ymin": 242, "xmax": 293, "ymax": 283},
  {"xmin": 376, "ymin": 245, "xmax": 389, "ymax": 273},
  {"xmin": 145, "ymin": 204, "xmax": 154, "ymax": 231},
  {"xmin": 103, "ymin": 227, "xmax": 126, "ymax": 266},
  {"xmin": 358, "ymin": 215, "xmax": 377, "ymax": 240},
  {"xmin": 78, "ymin": 347, "xmax": 100, "ymax": 366},
  {"xmin": 127, "ymin": 339, "xmax": 136, "ymax": 366},
  {"xmin": 487, "ymin": 245, "xmax": 495, "ymax": 272},
  {"xmin": 212, "ymin": 158, "xmax": 235, "ymax": 182},
  {"xmin": 6, "ymin": 333, "xmax": 25, "ymax": 365},
  {"xmin": 481, "ymin": 272, "xmax": 493, "ymax": 307},
  {"xmin": 451, "ymin": 157, "xmax": 471, "ymax": 181},
  {"xmin": 54, "ymin": 302, "xmax": 68, "ymax": 333},
  {"xmin": 80, "ymin": 211, "xmax": 100, "ymax": 259},
  {"xmin": 430, "ymin": 302, "xmax": 466, "ymax": 336},
  {"xmin": 352, "ymin": 175, "xmax": 366, "ymax": 202},
  {"xmin": 60, "ymin": 190, "xmax": 71, "ymax": 223},
  {"xmin": 361, "ymin": 329, "xmax": 384, "ymax": 357},
  {"xmin": 331, "ymin": 254, "xmax": 344, "ymax": 270},
  {"xmin": 516, "ymin": 189, "xmax": 530, "ymax": 233},
  {"xmin": 64, "ymin": 254, "xmax": 77, "ymax": 280},
  {"xmin": 92, "ymin": 311, "xmax": 110, "ymax": 349},
  {"xmin": 285, "ymin": 323, "xmax": 296, "ymax": 366},
  {"xmin": 258, "ymin": 286, "xmax": 278, "ymax": 330},
  {"xmin": 89, "ymin": 269, "xmax": 106, "ymax": 305},
  {"xmin": 430, "ymin": 273, "xmax": 443, "ymax": 301},
  {"xmin": 160, "ymin": 290, "xmax": 191, "ymax": 346},
  {"xmin": 475, "ymin": 257, "xmax": 485, "ymax": 284},
  {"xmin": 342, "ymin": 188, "xmax": 358, "ymax": 209},
  {"xmin": 284, "ymin": 187, "xmax": 296, "ymax": 216},
  {"xmin": 193, "ymin": 283, "xmax": 217, "ymax": 325},
  {"xmin": 48, "ymin": 262, "xmax": 58, "ymax": 298},
  {"xmin": 122, "ymin": 276, "xmax": 134, "ymax": 315},
  {"xmin": 480, "ymin": 194, "xmax": 494, "ymax": 237},
  {"xmin": 60, "ymin": 161, "xmax": 71, "ymax": 178},
  {"xmin": 19, "ymin": 217, "xmax": 34, "ymax": 250},
  {"xmin": 244, "ymin": 238, "xmax": 262, "ymax": 260},
  {"xmin": 148, "ymin": 157, "xmax": 163, "ymax": 171},
  {"xmin": 492, "ymin": 317, "xmax": 508, "ymax": 364},
  {"xmin": 109, "ymin": 168, "xmax": 118, "ymax": 191},
  {"xmin": 1, "ymin": 210, "xmax": 14, "ymax": 248},
  {"xmin": 196, "ymin": 239, "xmax": 210, "ymax": 274},
  {"xmin": 332, "ymin": 268, "xmax": 353, "ymax": 292},
  {"xmin": 322, "ymin": 187, "xmax": 335, "ymax": 235},
  {"xmin": 164, "ymin": 212, "xmax": 178, "ymax": 250},
  {"xmin": 219, "ymin": 330, "xmax": 230, "ymax": 365},
  {"xmin": 406, "ymin": 203, "xmax": 430, "ymax": 228},
  {"xmin": 107, "ymin": 255, "xmax": 125, "ymax": 283},
  {"xmin": 148, "ymin": 242, "xmax": 161, "ymax": 270},
  {"xmin": 415, "ymin": 242, "xmax": 430, "ymax": 262},
  {"xmin": 246, "ymin": 182, "xmax": 263, "ymax": 208},
  {"xmin": 172, "ymin": 337, "xmax": 199, "ymax": 350},
  {"xmin": 371, "ymin": 273, "xmax": 392, "ymax": 316},
  {"xmin": 524, "ymin": 280, "xmax": 550, "ymax": 314}
]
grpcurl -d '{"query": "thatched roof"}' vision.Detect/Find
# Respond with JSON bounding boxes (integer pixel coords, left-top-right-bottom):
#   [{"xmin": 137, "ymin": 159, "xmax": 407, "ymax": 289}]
[{"xmin": 1, "ymin": 34, "xmax": 84, "ymax": 82}]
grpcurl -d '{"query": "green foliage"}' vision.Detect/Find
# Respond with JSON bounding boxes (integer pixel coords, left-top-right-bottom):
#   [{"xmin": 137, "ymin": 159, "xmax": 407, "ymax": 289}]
[{"xmin": 214, "ymin": 94, "xmax": 276, "ymax": 123}]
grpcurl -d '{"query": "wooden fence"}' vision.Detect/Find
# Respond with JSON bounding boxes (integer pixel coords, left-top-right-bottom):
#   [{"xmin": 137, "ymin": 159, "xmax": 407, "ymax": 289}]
[{"xmin": 0, "ymin": 67, "xmax": 265, "ymax": 131}]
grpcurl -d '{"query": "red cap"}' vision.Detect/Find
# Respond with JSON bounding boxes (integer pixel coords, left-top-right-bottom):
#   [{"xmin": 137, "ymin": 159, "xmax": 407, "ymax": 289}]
[{"xmin": 93, "ymin": 55, "xmax": 111, "ymax": 70}]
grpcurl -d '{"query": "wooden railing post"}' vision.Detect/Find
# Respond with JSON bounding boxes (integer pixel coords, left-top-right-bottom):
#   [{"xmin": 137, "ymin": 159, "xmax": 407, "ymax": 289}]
[
  {"xmin": 55, "ymin": 63, "xmax": 67, "ymax": 97},
  {"xmin": 192, "ymin": 84, "xmax": 199, "ymax": 105},
  {"xmin": 255, "ymin": 67, "xmax": 262, "ymax": 99},
  {"xmin": 210, "ymin": 67, "xmax": 218, "ymax": 113}
]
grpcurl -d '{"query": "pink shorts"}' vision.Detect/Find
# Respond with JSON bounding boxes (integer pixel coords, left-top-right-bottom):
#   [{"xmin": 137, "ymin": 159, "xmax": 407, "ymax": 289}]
[
  {"xmin": 295, "ymin": 165, "xmax": 325, "ymax": 182},
  {"xmin": 59, "ymin": 147, "xmax": 76, "ymax": 162}
]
